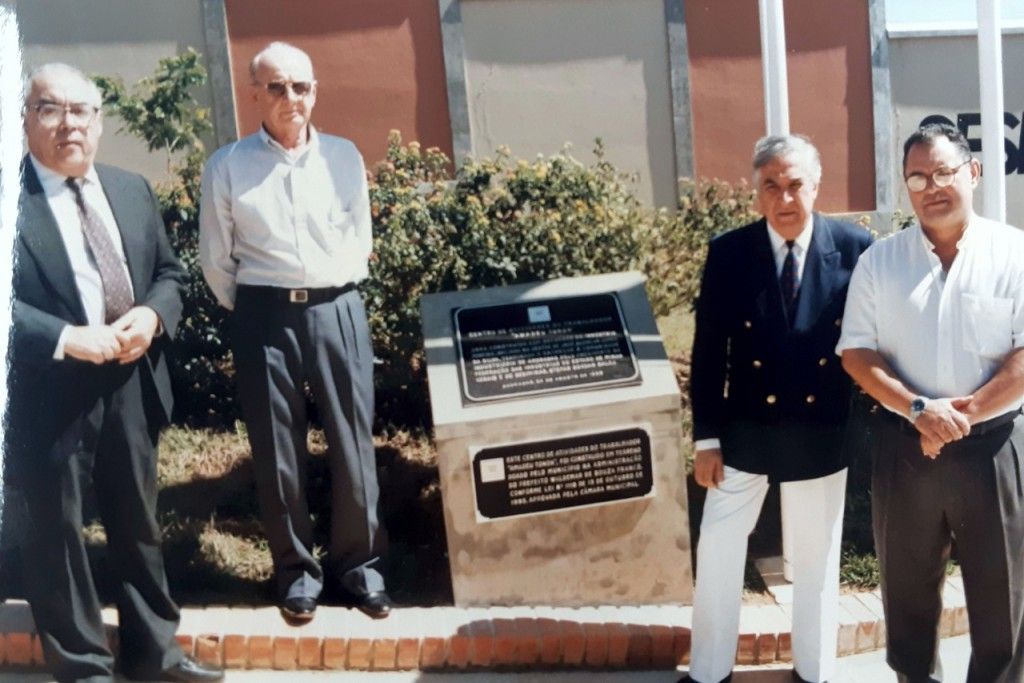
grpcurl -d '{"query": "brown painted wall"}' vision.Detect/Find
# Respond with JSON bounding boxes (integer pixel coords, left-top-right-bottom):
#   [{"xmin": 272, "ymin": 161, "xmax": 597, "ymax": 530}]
[
  {"xmin": 683, "ymin": 0, "xmax": 875, "ymax": 212},
  {"xmin": 224, "ymin": 0, "xmax": 453, "ymax": 165}
]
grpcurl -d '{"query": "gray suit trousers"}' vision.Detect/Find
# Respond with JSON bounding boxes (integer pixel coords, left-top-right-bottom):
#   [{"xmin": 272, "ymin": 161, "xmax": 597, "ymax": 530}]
[
  {"xmin": 231, "ymin": 286, "xmax": 386, "ymax": 600},
  {"xmin": 871, "ymin": 410, "xmax": 1024, "ymax": 683}
]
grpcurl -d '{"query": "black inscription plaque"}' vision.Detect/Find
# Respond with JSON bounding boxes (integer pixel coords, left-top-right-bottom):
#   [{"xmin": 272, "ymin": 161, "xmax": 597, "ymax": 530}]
[
  {"xmin": 473, "ymin": 427, "xmax": 653, "ymax": 520},
  {"xmin": 454, "ymin": 293, "xmax": 639, "ymax": 402}
]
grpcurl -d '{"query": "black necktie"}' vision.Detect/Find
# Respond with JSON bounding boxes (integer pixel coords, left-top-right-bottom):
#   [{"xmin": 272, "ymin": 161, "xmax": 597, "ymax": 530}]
[
  {"xmin": 780, "ymin": 239, "xmax": 799, "ymax": 322},
  {"xmin": 65, "ymin": 177, "xmax": 134, "ymax": 323}
]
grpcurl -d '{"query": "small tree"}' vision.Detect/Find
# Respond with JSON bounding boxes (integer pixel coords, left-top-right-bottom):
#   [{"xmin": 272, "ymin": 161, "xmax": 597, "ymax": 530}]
[{"xmin": 94, "ymin": 50, "xmax": 235, "ymax": 426}]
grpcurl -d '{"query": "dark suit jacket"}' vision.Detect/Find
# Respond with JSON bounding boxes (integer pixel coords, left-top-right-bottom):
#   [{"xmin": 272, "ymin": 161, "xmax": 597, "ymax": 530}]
[
  {"xmin": 6, "ymin": 157, "xmax": 185, "ymax": 473},
  {"xmin": 689, "ymin": 214, "xmax": 872, "ymax": 482}
]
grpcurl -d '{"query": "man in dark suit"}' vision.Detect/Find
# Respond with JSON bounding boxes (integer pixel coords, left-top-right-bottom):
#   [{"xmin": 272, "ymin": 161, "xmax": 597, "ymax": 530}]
[
  {"xmin": 8, "ymin": 62, "xmax": 222, "ymax": 682},
  {"xmin": 682, "ymin": 135, "xmax": 871, "ymax": 683}
]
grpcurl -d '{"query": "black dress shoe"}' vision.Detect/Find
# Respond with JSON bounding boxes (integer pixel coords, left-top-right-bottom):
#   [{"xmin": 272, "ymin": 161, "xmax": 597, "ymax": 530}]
[
  {"xmin": 678, "ymin": 675, "xmax": 732, "ymax": 683},
  {"xmin": 355, "ymin": 590, "xmax": 392, "ymax": 619},
  {"xmin": 128, "ymin": 655, "xmax": 225, "ymax": 682},
  {"xmin": 280, "ymin": 595, "xmax": 317, "ymax": 622},
  {"xmin": 791, "ymin": 673, "xmax": 828, "ymax": 683}
]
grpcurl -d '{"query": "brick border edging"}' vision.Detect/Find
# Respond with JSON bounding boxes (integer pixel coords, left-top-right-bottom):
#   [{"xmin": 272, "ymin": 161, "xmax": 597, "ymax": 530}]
[{"xmin": 0, "ymin": 591, "xmax": 969, "ymax": 672}]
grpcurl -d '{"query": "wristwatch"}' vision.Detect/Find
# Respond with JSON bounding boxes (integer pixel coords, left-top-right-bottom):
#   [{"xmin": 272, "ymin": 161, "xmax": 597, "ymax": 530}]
[{"xmin": 908, "ymin": 396, "xmax": 929, "ymax": 423}]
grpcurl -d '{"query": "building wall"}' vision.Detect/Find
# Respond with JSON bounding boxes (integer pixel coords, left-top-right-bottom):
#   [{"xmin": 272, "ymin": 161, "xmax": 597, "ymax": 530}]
[
  {"xmin": 460, "ymin": 0, "xmax": 678, "ymax": 208},
  {"xmin": 683, "ymin": 0, "xmax": 876, "ymax": 213},
  {"xmin": 889, "ymin": 31, "xmax": 1024, "ymax": 227},
  {"xmin": 17, "ymin": 0, "xmax": 218, "ymax": 184},
  {"xmin": 223, "ymin": 0, "xmax": 453, "ymax": 166}
]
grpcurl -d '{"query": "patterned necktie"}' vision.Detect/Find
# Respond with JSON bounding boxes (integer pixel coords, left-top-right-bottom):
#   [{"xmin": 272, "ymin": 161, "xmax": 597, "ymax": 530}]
[
  {"xmin": 780, "ymin": 239, "xmax": 799, "ymax": 323},
  {"xmin": 65, "ymin": 177, "xmax": 134, "ymax": 323}
]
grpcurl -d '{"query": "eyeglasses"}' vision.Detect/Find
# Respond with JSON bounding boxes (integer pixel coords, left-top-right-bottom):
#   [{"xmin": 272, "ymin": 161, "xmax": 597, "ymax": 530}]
[
  {"xmin": 254, "ymin": 80, "xmax": 315, "ymax": 98},
  {"xmin": 904, "ymin": 160, "xmax": 971, "ymax": 193},
  {"xmin": 28, "ymin": 101, "xmax": 100, "ymax": 127}
]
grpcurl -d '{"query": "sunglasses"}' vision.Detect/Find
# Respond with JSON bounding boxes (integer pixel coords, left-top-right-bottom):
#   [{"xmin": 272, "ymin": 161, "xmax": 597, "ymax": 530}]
[{"xmin": 255, "ymin": 80, "xmax": 315, "ymax": 98}]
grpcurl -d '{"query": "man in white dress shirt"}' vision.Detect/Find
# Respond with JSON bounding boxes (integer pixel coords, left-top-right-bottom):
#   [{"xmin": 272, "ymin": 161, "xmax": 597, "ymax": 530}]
[
  {"xmin": 199, "ymin": 42, "xmax": 389, "ymax": 621},
  {"xmin": 839, "ymin": 122, "xmax": 1024, "ymax": 682}
]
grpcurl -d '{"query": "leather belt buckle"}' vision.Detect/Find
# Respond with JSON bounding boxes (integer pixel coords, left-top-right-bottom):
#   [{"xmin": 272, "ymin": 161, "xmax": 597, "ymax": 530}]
[{"xmin": 289, "ymin": 289, "xmax": 309, "ymax": 303}]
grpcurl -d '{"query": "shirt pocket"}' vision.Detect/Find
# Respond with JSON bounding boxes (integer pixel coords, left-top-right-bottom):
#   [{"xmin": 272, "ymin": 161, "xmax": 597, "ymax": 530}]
[
  {"xmin": 961, "ymin": 293, "xmax": 1013, "ymax": 359},
  {"xmin": 322, "ymin": 204, "xmax": 354, "ymax": 253}
]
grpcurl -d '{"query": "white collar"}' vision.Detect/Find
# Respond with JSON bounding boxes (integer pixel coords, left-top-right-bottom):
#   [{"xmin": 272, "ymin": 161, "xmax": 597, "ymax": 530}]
[
  {"xmin": 29, "ymin": 153, "xmax": 100, "ymax": 194},
  {"xmin": 766, "ymin": 214, "xmax": 814, "ymax": 254},
  {"xmin": 259, "ymin": 124, "xmax": 318, "ymax": 158},
  {"xmin": 917, "ymin": 212, "xmax": 978, "ymax": 252}
]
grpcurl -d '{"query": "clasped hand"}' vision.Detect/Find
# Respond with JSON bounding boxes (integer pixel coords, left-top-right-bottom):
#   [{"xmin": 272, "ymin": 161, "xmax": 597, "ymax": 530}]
[
  {"xmin": 915, "ymin": 396, "xmax": 973, "ymax": 459},
  {"xmin": 63, "ymin": 306, "xmax": 160, "ymax": 365}
]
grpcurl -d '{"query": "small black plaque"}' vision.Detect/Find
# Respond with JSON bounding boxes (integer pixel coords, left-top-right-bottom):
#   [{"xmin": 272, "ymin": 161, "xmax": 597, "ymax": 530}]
[
  {"xmin": 473, "ymin": 428, "xmax": 653, "ymax": 520},
  {"xmin": 454, "ymin": 293, "xmax": 639, "ymax": 402}
]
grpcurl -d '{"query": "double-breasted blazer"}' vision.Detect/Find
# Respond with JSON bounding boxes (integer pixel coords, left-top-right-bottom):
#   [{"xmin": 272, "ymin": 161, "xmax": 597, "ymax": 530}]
[{"xmin": 689, "ymin": 214, "xmax": 872, "ymax": 482}]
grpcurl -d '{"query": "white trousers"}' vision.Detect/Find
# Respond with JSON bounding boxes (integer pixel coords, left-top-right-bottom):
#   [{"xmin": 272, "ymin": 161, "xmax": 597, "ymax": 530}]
[{"xmin": 689, "ymin": 466, "xmax": 847, "ymax": 683}]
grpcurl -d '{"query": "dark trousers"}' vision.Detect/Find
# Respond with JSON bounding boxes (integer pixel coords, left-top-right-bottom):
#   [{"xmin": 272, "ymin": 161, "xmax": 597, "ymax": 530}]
[
  {"xmin": 231, "ymin": 286, "xmax": 386, "ymax": 600},
  {"xmin": 872, "ymin": 411, "xmax": 1024, "ymax": 683},
  {"xmin": 17, "ymin": 366, "xmax": 182, "ymax": 683}
]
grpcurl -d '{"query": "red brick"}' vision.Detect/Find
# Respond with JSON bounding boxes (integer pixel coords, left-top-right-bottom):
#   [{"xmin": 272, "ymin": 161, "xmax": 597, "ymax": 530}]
[
  {"xmin": 606, "ymin": 622, "xmax": 630, "ymax": 667},
  {"xmin": 420, "ymin": 635, "xmax": 447, "ymax": 669},
  {"xmin": 777, "ymin": 632, "xmax": 792, "ymax": 662},
  {"xmin": 273, "ymin": 636, "xmax": 298, "ymax": 670},
  {"xmin": 298, "ymin": 636, "xmax": 323, "ymax": 669},
  {"xmin": 194, "ymin": 634, "xmax": 222, "ymax": 666},
  {"xmin": 32, "ymin": 635, "xmax": 45, "ymax": 665},
  {"xmin": 222, "ymin": 634, "xmax": 248, "ymax": 669},
  {"xmin": 491, "ymin": 618, "xmax": 517, "ymax": 666},
  {"xmin": 469, "ymin": 619, "xmax": 494, "ymax": 667},
  {"xmin": 583, "ymin": 622, "xmax": 608, "ymax": 667},
  {"xmin": 322, "ymin": 637, "xmax": 347, "ymax": 670},
  {"xmin": 736, "ymin": 632, "xmax": 757, "ymax": 665},
  {"xmin": 396, "ymin": 637, "xmax": 420, "ymax": 669},
  {"xmin": 0, "ymin": 633, "xmax": 6, "ymax": 665},
  {"xmin": 448, "ymin": 627, "xmax": 471, "ymax": 669},
  {"xmin": 7, "ymin": 633, "xmax": 33, "ymax": 666},
  {"xmin": 248, "ymin": 635, "xmax": 274, "ymax": 669},
  {"xmin": 650, "ymin": 624, "xmax": 676, "ymax": 667},
  {"xmin": 175, "ymin": 634, "xmax": 194, "ymax": 656},
  {"xmin": 756, "ymin": 633, "xmax": 778, "ymax": 664},
  {"xmin": 513, "ymin": 617, "xmax": 539, "ymax": 665},
  {"xmin": 347, "ymin": 638, "xmax": 372, "ymax": 670},
  {"xmin": 371, "ymin": 638, "xmax": 398, "ymax": 670},
  {"xmin": 626, "ymin": 623, "xmax": 652, "ymax": 668},
  {"xmin": 536, "ymin": 618, "xmax": 561, "ymax": 665},
  {"xmin": 561, "ymin": 620, "xmax": 585, "ymax": 666},
  {"xmin": 673, "ymin": 627, "xmax": 692, "ymax": 666}
]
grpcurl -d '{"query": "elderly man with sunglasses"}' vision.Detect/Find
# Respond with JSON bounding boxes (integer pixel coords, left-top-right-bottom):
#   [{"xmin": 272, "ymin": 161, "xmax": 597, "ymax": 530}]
[
  {"xmin": 839, "ymin": 122, "xmax": 1024, "ymax": 682},
  {"xmin": 199, "ymin": 41, "xmax": 390, "ymax": 622}
]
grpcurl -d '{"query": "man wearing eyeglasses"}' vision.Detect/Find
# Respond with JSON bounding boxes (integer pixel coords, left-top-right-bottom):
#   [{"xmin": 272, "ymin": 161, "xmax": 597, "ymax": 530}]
[
  {"xmin": 199, "ymin": 41, "xmax": 389, "ymax": 622},
  {"xmin": 839, "ymin": 122, "xmax": 1024, "ymax": 682},
  {"xmin": 10, "ymin": 63, "xmax": 223, "ymax": 682}
]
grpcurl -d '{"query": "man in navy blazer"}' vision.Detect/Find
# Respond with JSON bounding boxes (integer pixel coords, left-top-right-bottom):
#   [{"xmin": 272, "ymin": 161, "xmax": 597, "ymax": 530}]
[
  {"xmin": 682, "ymin": 135, "xmax": 871, "ymax": 683},
  {"xmin": 8, "ymin": 63, "xmax": 222, "ymax": 682}
]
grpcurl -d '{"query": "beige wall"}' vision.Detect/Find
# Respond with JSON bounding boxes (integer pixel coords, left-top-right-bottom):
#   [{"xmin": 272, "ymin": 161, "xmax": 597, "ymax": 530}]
[
  {"xmin": 890, "ymin": 32, "xmax": 1024, "ymax": 227},
  {"xmin": 17, "ymin": 0, "xmax": 218, "ymax": 184},
  {"xmin": 461, "ymin": 0, "xmax": 677, "ymax": 208}
]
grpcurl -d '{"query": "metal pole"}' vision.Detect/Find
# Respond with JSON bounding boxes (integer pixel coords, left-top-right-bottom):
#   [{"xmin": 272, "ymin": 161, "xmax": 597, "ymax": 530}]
[
  {"xmin": 759, "ymin": 0, "xmax": 796, "ymax": 582},
  {"xmin": 759, "ymin": 0, "xmax": 790, "ymax": 135},
  {"xmin": 977, "ymin": 0, "xmax": 1007, "ymax": 222}
]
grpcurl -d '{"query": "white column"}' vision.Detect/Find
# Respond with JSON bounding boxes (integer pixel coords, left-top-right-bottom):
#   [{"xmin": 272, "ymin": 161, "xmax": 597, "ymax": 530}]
[
  {"xmin": 977, "ymin": 0, "xmax": 1007, "ymax": 222},
  {"xmin": 0, "ymin": 6, "xmax": 23, "ymax": 529},
  {"xmin": 759, "ymin": 0, "xmax": 790, "ymax": 136},
  {"xmin": 759, "ymin": 0, "xmax": 796, "ymax": 581}
]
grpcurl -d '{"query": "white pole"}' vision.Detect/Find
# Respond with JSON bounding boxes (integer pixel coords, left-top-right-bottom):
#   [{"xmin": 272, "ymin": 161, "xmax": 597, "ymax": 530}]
[
  {"xmin": 759, "ymin": 0, "xmax": 796, "ymax": 582},
  {"xmin": 977, "ymin": 0, "xmax": 1007, "ymax": 222},
  {"xmin": 759, "ymin": 0, "xmax": 790, "ymax": 135}
]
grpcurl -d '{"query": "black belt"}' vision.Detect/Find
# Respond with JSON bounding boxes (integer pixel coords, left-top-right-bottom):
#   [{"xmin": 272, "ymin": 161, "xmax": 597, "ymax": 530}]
[
  {"xmin": 877, "ymin": 404, "xmax": 1021, "ymax": 437},
  {"xmin": 237, "ymin": 283, "xmax": 355, "ymax": 305}
]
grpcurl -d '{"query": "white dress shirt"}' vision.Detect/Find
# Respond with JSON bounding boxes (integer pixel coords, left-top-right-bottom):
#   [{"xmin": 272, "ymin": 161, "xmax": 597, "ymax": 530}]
[
  {"xmin": 199, "ymin": 126, "xmax": 373, "ymax": 310},
  {"xmin": 837, "ymin": 215, "xmax": 1024, "ymax": 415},
  {"xmin": 695, "ymin": 218, "xmax": 814, "ymax": 452},
  {"xmin": 30, "ymin": 155, "xmax": 134, "ymax": 358}
]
